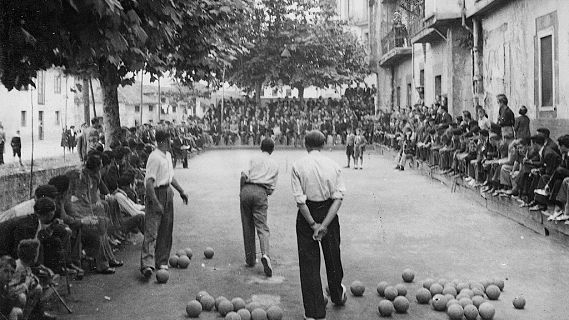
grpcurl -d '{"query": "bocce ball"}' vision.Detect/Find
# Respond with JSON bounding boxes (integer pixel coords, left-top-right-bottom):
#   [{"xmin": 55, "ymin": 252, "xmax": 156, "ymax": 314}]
[
  {"xmin": 394, "ymin": 283, "xmax": 407, "ymax": 296},
  {"xmin": 422, "ymin": 278, "xmax": 435, "ymax": 290},
  {"xmin": 178, "ymin": 255, "xmax": 190, "ymax": 268},
  {"xmin": 429, "ymin": 283, "xmax": 444, "ymax": 296},
  {"xmin": 464, "ymin": 304, "xmax": 479, "ymax": 320},
  {"xmin": 168, "ymin": 255, "xmax": 179, "ymax": 268},
  {"xmin": 383, "ymin": 286, "xmax": 398, "ymax": 301},
  {"xmin": 478, "ymin": 302, "xmax": 496, "ymax": 320},
  {"xmin": 176, "ymin": 249, "xmax": 187, "ymax": 257},
  {"xmin": 201, "ymin": 295, "xmax": 215, "ymax": 311},
  {"xmin": 513, "ymin": 296, "xmax": 526, "ymax": 309},
  {"xmin": 155, "ymin": 269, "xmax": 169, "ymax": 283},
  {"xmin": 237, "ymin": 308, "xmax": 252, "ymax": 320},
  {"xmin": 393, "ymin": 296, "xmax": 409, "ymax": 313},
  {"xmin": 415, "ymin": 288, "xmax": 431, "ymax": 304},
  {"xmin": 225, "ymin": 311, "xmax": 241, "ymax": 320},
  {"xmin": 204, "ymin": 247, "xmax": 215, "ymax": 259},
  {"xmin": 378, "ymin": 300, "xmax": 395, "ymax": 317},
  {"xmin": 196, "ymin": 291, "xmax": 209, "ymax": 302},
  {"xmin": 246, "ymin": 302, "xmax": 263, "ymax": 313},
  {"xmin": 218, "ymin": 300, "xmax": 234, "ymax": 316},
  {"xmin": 184, "ymin": 248, "xmax": 193, "ymax": 259},
  {"xmin": 350, "ymin": 281, "xmax": 365, "ymax": 296},
  {"xmin": 485, "ymin": 285, "xmax": 501, "ymax": 300},
  {"xmin": 402, "ymin": 268, "xmax": 415, "ymax": 282},
  {"xmin": 186, "ymin": 300, "xmax": 202, "ymax": 318},
  {"xmin": 446, "ymin": 299, "xmax": 459, "ymax": 309},
  {"xmin": 266, "ymin": 306, "xmax": 283, "ymax": 320},
  {"xmin": 442, "ymin": 285, "xmax": 457, "ymax": 297},
  {"xmin": 376, "ymin": 281, "xmax": 389, "ymax": 296},
  {"xmin": 472, "ymin": 295, "xmax": 485, "ymax": 308},
  {"xmin": 231, "ymin": 297, "xmax": 246, "ymax": 311},
  {"xmin": 459, "ymin": 297, "xmax": 473, "ymax": 308},
  {"xmin": 493, "ymin": 278, "xmax": 505, "ymax": 291},
  {"xmin": 447, "ymin": 303, "xmax": 464, "ymax": 320},
  {"xmin": 251, "ymin": 308, "xmax": 267, "ymax": 320},
  {"xmin": 432, "ymin": 294, "xmax": 447, "ymax": 311}
]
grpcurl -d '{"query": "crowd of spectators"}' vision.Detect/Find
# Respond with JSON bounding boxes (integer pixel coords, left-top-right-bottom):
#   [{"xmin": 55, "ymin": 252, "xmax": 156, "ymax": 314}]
[
  {"xmin": 201, "ymin": 83, "xmax": 377, "ymax": 148},
  {"xmin": 378, "ymin": 93, "xmax": 569, "ymax": 221}
]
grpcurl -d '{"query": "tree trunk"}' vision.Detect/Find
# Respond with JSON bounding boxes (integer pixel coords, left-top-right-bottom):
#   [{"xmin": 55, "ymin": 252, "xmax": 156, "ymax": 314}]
[
  {"xmin": 255, "ymin": 81, "xmax": 262, "ymax": 110},
  {"xmin": 99, "ymin": 61, "xmax": 121, "ymax": 149},
  {"xmin": 89, "ymin": 78, "xmax": 97, "ymax": 118},
  {"xmin": 82, "ymin": 77, "xmax": 90, "ymax": 124}
]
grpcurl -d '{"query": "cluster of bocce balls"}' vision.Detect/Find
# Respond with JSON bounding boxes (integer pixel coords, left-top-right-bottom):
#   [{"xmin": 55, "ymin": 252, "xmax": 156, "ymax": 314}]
[
  {"xmin": 186, "ymin": 292, "xmax": 284, "ymax": 320},
  {"xmin": 351, "ymin": 268, "xmax": 526, "ymax": 319}
]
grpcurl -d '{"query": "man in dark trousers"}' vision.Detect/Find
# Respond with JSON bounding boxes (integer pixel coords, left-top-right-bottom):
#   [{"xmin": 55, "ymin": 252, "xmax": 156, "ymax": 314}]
[
  {"xmin": 240, "ymin": 138, "xmax": 279, "ymax": 277},
  {"xmin": 141, "ymin": 131, "xmax": 189, "ymax": 279},
  {"xmin": 11, "ymin": 130, "xmax": 22, "ymax": 166},
  {"xmin": 291, "ymin": 130, "xmax": 347, "ymax": 320}
]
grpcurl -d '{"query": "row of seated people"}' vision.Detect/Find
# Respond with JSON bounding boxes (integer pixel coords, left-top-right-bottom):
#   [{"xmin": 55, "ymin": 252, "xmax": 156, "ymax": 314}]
[
  {"xmin": 0, "ymin": 150, "xmax": 149, "ymax": 320},
  {"xmin": 381, "ymin": 107, "xmax": 569, "ymax": 223}
]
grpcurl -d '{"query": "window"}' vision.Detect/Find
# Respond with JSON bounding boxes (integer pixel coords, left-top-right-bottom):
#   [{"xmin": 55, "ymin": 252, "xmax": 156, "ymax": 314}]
[
  {"xmin": 149, "ymin": 105, "xmax": 154, "ymax": 112},
  {"xmin": 435, "ymin": 75, "xmax": 442, "ymax": 99},
  {"xmin": 419, "ymin": 69, "xmax": 425, "ymax": 87},
  {"xmin": 55, "ymin": 111, "xmax": 60, "ymax": 125},
  {"xmin": 37, "ymin": 71, "xmax": 45, "ymax": 105},
  {"xmin": 54, "ymin": 73, "xmax": 62, "ymax": 94},
  {"xmin": 407, "ymin": 83, "xmax": 412, "ymax": 106},
  {"xmin": 396, "ymin": 86, "xmax": 401, "ymax": 107},
  {"xmin": 21, "ymin": 111, "xmax": 27, "ymax": 127},
  {"xmin": 172, "ymin": 106, "xmax": 177, "ymax": 113},
  {"xmin": 135, "ymin": 105, "xmax": 140, "ymax": 113},
  {"xmin": 38, "ymin": 111, "xmax": 44, "ymax": 140},
  {"xmin": 539, "ymin": 32, "xmax": 554, "ymax": 108}
]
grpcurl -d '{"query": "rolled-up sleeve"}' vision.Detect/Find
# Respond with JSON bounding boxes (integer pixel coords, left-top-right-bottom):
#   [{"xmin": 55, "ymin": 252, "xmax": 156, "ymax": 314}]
[
  {"xmin": 291, "ymin": 165, "xmax": 307, "ymax": 205},
  {"xmin": 331, "ymin": 167, "xmax": 346, "ymax": 200}
]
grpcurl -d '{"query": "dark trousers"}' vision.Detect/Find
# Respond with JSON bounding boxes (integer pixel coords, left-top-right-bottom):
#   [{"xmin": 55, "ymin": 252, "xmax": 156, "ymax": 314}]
[
  {"xmin": 0, "ymin": 141, "xmax": 4, "ymax": 164},
  {"xmin": 141, "ymin": 186, "xmax": 174, "ymax": 270},
  {"xmin": 296, "ymin": 199, "xmax": 343, "ymax": 319}
]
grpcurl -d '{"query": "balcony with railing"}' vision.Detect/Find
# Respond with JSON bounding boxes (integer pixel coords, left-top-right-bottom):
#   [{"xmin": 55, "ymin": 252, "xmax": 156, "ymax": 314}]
[
  {"xmin": 378, "ymin": 25, "xmax": 412, "ymax": 67},
  {"xmin": 406, "ymin": 0, "xmax": 462, "ymax": 43}
]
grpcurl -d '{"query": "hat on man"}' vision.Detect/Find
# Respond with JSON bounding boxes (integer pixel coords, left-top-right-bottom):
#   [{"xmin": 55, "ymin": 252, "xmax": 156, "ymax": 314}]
[
  {"xmin": 35, "ymin": 185, "xmax": 59, "ymax": 199},
  {"xmin": 305, "ymin": 130, "xmax": 326, "ymax": 149}
]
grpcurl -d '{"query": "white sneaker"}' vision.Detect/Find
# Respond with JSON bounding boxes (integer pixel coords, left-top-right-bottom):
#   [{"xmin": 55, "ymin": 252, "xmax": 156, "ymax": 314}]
[{"xmin": 261, "ymin": 255, "xmax": 273, "ymax": 277}]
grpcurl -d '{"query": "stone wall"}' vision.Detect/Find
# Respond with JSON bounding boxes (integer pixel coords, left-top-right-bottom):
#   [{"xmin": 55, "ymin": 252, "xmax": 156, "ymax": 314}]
[{"xmin": 0, "ymin": 164, "xmax": 79, "ymax": 212}]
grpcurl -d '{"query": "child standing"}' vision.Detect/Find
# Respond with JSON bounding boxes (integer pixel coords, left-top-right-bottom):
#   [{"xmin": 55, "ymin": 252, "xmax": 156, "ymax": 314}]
[
  {"xmin": 345, "ymin": 128, "xmax": 355, "ymax": 168},
  {"xmin": 354, "ymin": 128, "xmax": 367, "ymax": 170}
]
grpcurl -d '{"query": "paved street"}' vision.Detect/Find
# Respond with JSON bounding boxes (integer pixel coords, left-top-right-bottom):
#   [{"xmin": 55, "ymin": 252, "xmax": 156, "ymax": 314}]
[{"xmin": 60, "ymin": 149, "xmax": 569, "ymax": 320}]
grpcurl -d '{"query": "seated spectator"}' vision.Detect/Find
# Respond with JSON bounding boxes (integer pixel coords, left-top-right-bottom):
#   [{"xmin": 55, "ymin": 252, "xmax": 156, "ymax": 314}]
[
  {"xmin": 0, "ymin": 255, "xmax": 21, "ymax": 320},
  {"xmin": 537, "ymin": 135, "xmax": 569, "ymax": 219}
]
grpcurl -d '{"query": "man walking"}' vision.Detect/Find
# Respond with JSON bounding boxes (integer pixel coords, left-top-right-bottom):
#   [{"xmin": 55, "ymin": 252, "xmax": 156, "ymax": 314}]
[
  {"xmin": 240, "ymin": 138, "xmax": 279, "ymax": 277},
  {"xmin": 141, "ymin": 131, "xmax": 188, "ymax": 279},
  {"xmin": 291, "ymin": 130, "xmax": 347, "ymax": 320}
]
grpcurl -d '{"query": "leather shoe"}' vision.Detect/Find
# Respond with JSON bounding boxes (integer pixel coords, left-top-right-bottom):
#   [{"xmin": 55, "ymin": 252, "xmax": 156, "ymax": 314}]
[
  {"xmin": 109, "ymin": 260, "xmax": 124, "ymax": 268},
  {"xmin": 40, "ymin": 311, "xmax": 57, "ymax": 320},
  {"xmin": 97, "ymin": 267, "xmax": 116, "ymax": 274}
]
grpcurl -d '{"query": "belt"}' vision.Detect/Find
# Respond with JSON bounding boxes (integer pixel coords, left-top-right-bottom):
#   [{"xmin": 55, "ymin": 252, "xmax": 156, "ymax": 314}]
[
  {"xmin": 245, "ymin": 182, "xmax": 267, "ymax": 189},
  {"xmin": 154, "ymin": 184, "xmax": 170, "ymax": 189}
]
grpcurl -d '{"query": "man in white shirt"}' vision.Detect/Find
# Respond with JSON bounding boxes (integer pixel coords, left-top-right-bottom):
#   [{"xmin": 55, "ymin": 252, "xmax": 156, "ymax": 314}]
[
  {"xmin": 240, "ymin": 138, "xmax": 279, "ymax": 277},
  {"xmin": 291, "ymin": 130, "xmax": 347, "ymax": 320},
  {"xmin": 140, "ymin": 131, "xmax": 188, "ymax": 279}
]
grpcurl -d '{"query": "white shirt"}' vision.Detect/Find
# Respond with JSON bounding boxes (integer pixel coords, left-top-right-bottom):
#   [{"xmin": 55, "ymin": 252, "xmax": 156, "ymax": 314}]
[
  {"xmin": 145, "ymin": 149, "xmax": 174, "ymax": 187},
  {"xmin": 291, "ymin": 150, "xmax": 346, "ymax": 205},
  {"xmin": 113, "ymin": 189, "xmax": 145, "ymax": 216},
  {"xmin": 246, "ymin": 152, "xmax": 279, "ymax": 191}
]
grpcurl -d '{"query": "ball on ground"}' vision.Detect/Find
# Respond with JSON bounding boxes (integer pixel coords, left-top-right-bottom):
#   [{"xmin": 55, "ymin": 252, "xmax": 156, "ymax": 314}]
[
  {"xmin": 394, "ymin": 283, "xmax": 407, "ymax": 296},
  {"xmin": 402, "ymin": 268, "xmax": 415, "ymax": 283},
  {"xmin": 204, "ymin": 247, "xmax": 215, "ymax": 259},
  {"xmin": 446, "ymin": 299, "xmax": 459, "ymax": 309},
  {"xmin": 350, "ymin": 281, "xmax": 365, "ymax": 296},
  {"xmin": 246, "ymin": 302, "xmax": 263, "ymax": 313},
  {"xmin": 442, "ymin": 286, "xmax": 457, "ymax": 297},
  {"xmin": 383, "ymin": 286, "xmax": 398, "ymax": 301},
  {"xmin": 155, "ymin": 269, "xmax": 169, "ymax": 283},
  {"xmin": 423, "ymin": 278, "xmax": 435, "ymax": 290},
  {"xmin": 218, "ymin": 299, "xmax": 234, "ymax": 316},
  {"xmin": 513, "ymin": 296, "xmax": 526, "ymax": 309},
  {"xmin": 216, "ymin": 296, "xmax": 228, "ymax": 310},
  {"xmin": 178, "ymin": 255, "xmax": 190, "ymax": 268},
  {"xmin": 432, "ymin": 294, "xmax": 447, "ymax": 311},
  {"xmin": 393, "ymin": 296, "xmax": 410, "ymax": 313},
  {"xmin": 447, "ymin": 303, "xmax": 464, "ymax": 320},
  {"xmin": 237, "ymin": 308, "xmax": 252, "ymax": 320},
  {"xmin": 186, "ymin": 300, "xmax": 202, "ymax": 318},
  {"xmin": 456, "ymin": 282, "xmax": 469, "ymax": 293},
  {"xmin": 493, "ymin": 278, "xmax": 505, "ymax": 291},
  {"xmin": 478, "ymin": 302, "xmax": 495, "ymax": 320},
  {"xmin": 378, "ymin": 300, "xmax": 395, "ymax": 317},
  {"xmin": 196, "ymin": 291, "xmax": 209, "ymax": 302},
  {"xmin": 438, "ymin": 278, "xmax": 449, "ymax": 287},
  {"xmin": 168, "ymin": 256, "xmax": 179, "ymax": 268},
  {"xmin": 251, "ymin": 308, "xmax": 267, "ymax": 320},
  {"xmin": 464, "ymin": 304, "xmax": 479, "ymax": 320},
  {"xmin": 472, "ymin": 295, "xmax": 485, "ymax": 308},
  {"xmin": 184, "ymin": 248, "xmax": 193, "ymax": 259},
  {"xmin": 459, "ymin": 297, "xmax": 473, "ymax": 308},
  {"xmin": 176, "ymin": 249, "xmax": 187, "ymax": 257},
  {"xmin": 232, "ymin": 297, "xmax": 246, "ymax": 311},
  {"xmin": 201, "ymin": 295, "xmax": 215, "ymax": 311},
  {"xmin": 485, "ymin": 285, "xmax": 501, "ymax": 300},
  {"xmin": 225, "ymin": 311, "xmax": 241, "ymax": 320},
  {"xmin": 266, "ymin": 306, "xmax": 283, "ymax": 320},
  {"xmin": 416, "ymin": 288, "xmax": 431, "ymax": 304},
  {"xmin": 376, "ymin": 281, "xmax": 389, "ymax": 297},
  {"xmin": 430, "ymin": 283, "xmax": 444, "ymax": 296}
]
